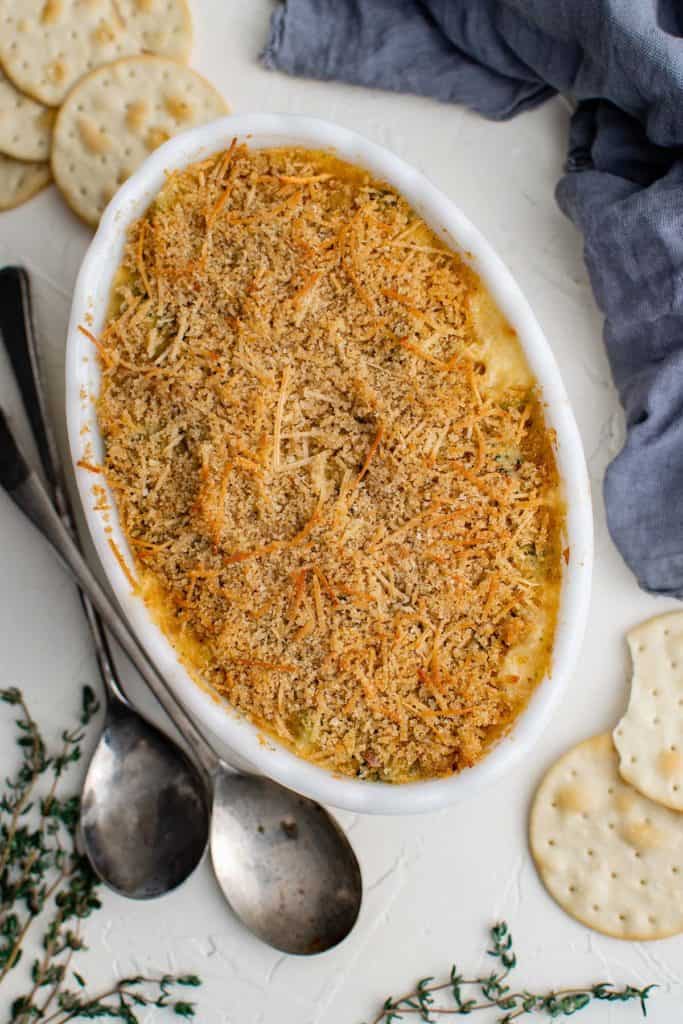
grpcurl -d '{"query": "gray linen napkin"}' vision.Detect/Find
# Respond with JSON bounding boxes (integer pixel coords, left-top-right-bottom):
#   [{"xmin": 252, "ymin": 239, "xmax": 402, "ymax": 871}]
[{"xmin": 263, "ymin": 0, "xmax": 683, "ymax": 597}]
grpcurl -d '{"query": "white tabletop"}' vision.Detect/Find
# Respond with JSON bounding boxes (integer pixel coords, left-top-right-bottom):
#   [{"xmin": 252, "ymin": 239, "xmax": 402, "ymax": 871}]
[{"xmin": 0, "ymin": 3, "xmax": 680, "ymax": 1021}]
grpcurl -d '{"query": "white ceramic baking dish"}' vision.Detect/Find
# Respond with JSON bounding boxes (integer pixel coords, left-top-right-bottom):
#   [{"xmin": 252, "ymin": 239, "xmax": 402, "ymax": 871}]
[{"xmin": 65, "ymin": 113, "xmax": 593, "ymax": 814}]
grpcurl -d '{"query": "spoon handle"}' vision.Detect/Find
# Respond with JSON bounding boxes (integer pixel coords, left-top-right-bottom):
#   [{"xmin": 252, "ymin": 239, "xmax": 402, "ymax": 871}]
[
  {"xmin": 0, "ymin": 266, "xmax": 126, "ymax": 705},
  {"xmin": 0, "ymin": 408, "xmax": 220, "ymax": 779}
]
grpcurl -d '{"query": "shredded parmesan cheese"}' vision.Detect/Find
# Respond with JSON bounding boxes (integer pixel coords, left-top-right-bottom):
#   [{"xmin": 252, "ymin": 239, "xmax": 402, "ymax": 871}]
[{"xmin": 97, "ymin": 144, "xmax": 564, "ymax": 783}]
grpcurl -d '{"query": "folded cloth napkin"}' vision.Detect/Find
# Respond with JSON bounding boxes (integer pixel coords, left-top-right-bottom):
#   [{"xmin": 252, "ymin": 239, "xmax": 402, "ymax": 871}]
[{"xmin": 263, "ymin": 0, "xmax": 683, "ymax": 598}]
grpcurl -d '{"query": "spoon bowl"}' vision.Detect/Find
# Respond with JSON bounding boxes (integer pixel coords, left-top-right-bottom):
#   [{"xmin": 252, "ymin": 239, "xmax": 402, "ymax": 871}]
[
  {"xmin": 211, "ymin": 769, "xmax": 361, "ymax": 954},
  {"xmin": 80, "ymin": 700, "xmax": 209, "ymax": 899}
]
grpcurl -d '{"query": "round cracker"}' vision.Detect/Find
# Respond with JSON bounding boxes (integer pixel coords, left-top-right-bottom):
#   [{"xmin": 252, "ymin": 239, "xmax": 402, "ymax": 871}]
[
  {"xmin": 0, "ymin": 67, "xmax": 55, "ymax": 161},
  {"xmin": 51, "ymin": 56, "xmax": 229, "ymax": 226},
  {"xmin": 614, "ymin": 612, "xmax": 683, "ymax": 812},
  {"xmin": 0, "ymin": 153, "xmax": 51, "ymax": 210},
  {"xmin": 0, "ymin": 0, "xmax": 193, "ymax": 107},
  {"xmin": 530, "ymin": 733, "xmax": 683, "ymax": 940}
]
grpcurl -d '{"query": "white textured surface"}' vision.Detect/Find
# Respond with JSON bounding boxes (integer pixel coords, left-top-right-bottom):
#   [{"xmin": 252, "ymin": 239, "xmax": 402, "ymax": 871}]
[{"xmin": 0, "ymin": 2, "xmax": 680, "ymax": 1019}]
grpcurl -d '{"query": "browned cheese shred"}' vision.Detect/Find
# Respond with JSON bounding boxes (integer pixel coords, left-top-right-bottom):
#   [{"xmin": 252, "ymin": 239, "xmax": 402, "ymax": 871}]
[{"xmin": 96, "ymin": 143, "xmax": 564, "ymax": 782}]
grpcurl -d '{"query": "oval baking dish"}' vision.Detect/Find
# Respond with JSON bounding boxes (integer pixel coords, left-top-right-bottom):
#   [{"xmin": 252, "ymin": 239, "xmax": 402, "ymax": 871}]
[{"xmin": 66, "ymin": 114, "xmax": 593, "ymax": 814}]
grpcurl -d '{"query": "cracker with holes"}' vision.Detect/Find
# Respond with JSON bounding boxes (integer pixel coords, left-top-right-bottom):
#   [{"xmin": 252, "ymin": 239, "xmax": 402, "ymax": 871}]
[
  {"xmin": 0, "ymin": 153, "xmax": 50, "ymax": 210},
  {"xmin": 0, "ymin": 0, "xmax": 193, "ymax": 107},
  {"xmin": 613, "ymin": 612, "xmax": 683, "ymax": 812},
  {"xmin": 530, "ymin": 734, "xmax": 683, "ymax": 940},
  {"xmin": 51, "ymin": 55, "xmax": 229, "ymax": 226},
  {"xmin": 0, "ymin": 67, "xmax": 55, "ymax": 161}
]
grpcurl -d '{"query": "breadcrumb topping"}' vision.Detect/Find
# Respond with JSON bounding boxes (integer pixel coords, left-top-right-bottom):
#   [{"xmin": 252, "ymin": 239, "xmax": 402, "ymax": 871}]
[{"xmin": 96, "ymin": 143, "xmax": 563, "ymax": 782}]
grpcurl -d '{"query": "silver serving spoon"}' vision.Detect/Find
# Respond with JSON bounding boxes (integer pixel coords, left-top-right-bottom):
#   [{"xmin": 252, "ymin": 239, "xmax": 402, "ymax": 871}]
[
  {"xmin": 0, "ymin": 266, "xmax": 208, "ymax": 900},
  {"xmin": 0, "ymin": 403, "xmax": 362, "ymax": 953}
]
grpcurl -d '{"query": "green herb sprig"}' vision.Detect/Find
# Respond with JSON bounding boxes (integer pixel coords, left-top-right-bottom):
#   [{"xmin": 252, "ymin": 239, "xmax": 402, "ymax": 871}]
[
  {"xmin": 0, "ymin": 686, "xmax": 202, "ymax": 1022},
  {"xmin": 16, "ymin": 973, "xmax": 202, "ymax": 1022},
  {"xmin": 367, "ymin": 922, "xmax": 655, "ymax": 1023}
]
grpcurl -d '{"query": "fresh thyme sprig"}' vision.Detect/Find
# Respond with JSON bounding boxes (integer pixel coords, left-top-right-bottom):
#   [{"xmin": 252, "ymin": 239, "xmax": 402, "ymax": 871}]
[
  {"xmin": 0, "ymin": 685, "xmax": 94, "ymax": 993},
  {"xmin": 367, "ymin": 922, "xmax": 656, "ymax": 1023},
  {"xmin": 0, "ymin": 686, "xmax": 202, "ymax": 1022},
  {"xmin": 23, "ymin": 973, "xmax": 202, "ymax": 1022}
]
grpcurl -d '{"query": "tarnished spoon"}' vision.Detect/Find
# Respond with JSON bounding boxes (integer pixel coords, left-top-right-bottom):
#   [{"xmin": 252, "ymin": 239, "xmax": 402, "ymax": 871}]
[{"xmin": 0, "ymin": 408, "xmax": 362, "ymax": 953}]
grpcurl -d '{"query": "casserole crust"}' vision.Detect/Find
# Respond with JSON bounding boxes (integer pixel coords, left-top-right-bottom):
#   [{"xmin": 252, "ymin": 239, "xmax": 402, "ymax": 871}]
[{"xmin": 95, "ymin": 143, "xmax": 563, "ymax": 782}]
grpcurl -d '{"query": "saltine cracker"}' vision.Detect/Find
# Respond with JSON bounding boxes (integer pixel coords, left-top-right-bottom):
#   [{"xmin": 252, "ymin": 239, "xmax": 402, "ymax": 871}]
[
  {"xmin": 0, "ymin": 153, "xmax": 51, "ymax": 210},
  {"xmin": 51, "ymin": 55, "xmax": 228, "ymax": 226},
  {"xmin": 0, "ymin": 0, "xmax": 193, "ymax": 107},
  {"xmin": 0, "ymin": 67, "xmax": 55, "ymax": 161},
  {"xmin": 530, "ymin": 734, "xmax": 683, "ymax": 940},
  {"xmin": 614, "ymin": 612, "xmax": 683, "ymax": 812}
]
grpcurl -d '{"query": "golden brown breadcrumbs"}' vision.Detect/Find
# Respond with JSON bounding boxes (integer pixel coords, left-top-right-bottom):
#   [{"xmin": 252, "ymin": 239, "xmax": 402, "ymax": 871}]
[{"xmin": 94, "ymin": 142, "xmax": 563, "ymax": 782}]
